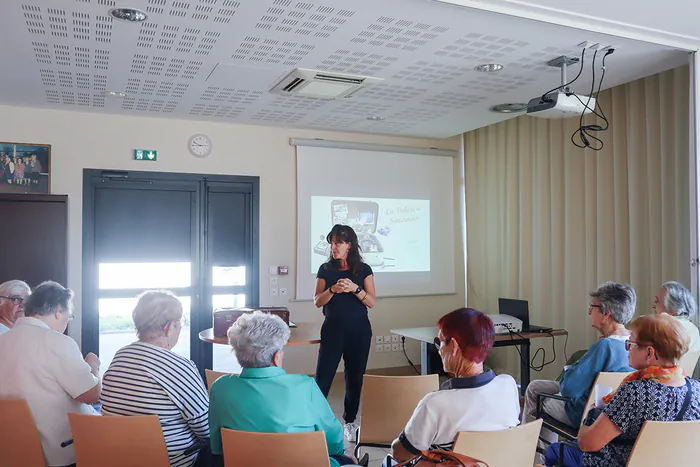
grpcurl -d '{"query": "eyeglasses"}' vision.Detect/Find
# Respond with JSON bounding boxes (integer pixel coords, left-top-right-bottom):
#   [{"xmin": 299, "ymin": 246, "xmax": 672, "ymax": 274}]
[
  {"xmin": 588, "ymin": 304, "xmax": 601, "ymax": 313},
  {"xmin": 433, "ymin": 336, "xmax": 450, "ymax": 350},
  {"xmin": 625, "ymin": 339, "xmax": 642, "ymax": 351},
  {"xmin": 0, "ymin": 296, "xmax": 24, "ymax": 305}
]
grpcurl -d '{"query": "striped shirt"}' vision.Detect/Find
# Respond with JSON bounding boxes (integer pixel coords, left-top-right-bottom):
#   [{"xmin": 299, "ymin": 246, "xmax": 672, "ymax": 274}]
[{"xmin": 101, "ymin": 342, "xmax": 210, "ymax": 467}]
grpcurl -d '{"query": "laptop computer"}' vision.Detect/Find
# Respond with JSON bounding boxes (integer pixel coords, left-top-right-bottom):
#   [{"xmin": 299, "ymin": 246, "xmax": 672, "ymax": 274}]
[{"xmin": 498, "ymin": 298, "xmax": 553, "ymax": 333}]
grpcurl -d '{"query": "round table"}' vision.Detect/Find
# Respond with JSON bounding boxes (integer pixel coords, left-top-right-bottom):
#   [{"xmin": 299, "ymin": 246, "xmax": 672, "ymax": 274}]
[{"xmin": 198, "ymin": 322, "xmax": 321, "ymax": 346}]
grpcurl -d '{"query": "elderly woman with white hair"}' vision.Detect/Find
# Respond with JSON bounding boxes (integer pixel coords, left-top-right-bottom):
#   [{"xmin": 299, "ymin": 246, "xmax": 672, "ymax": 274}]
[
  {"xmin": 653, "ymin": 281, "xmax": 700, "ymax": 352},
  {"xmin": 0, "ymin": 279, "xmax": 31, "ymax": 333},
  {"xmin": 209, "ymin": 311, "xmax": 365, "ymax": 467},
  {"xmin": 101, "ymin": 290, "xmax": 210, "ymax": 467}
]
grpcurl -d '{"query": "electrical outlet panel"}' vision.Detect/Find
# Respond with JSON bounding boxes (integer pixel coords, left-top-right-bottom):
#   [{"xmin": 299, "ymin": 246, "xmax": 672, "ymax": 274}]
[
  {"xmin": 279, "ymin": 287, "xmax": 287, "ymax": 296},
  {"xmin": 270, "ymin": 287, "xmax": 278, "ymax": 296},
  {"xmin": 391, "ymin": 343, "xmax": 399, "ymax": 352},
  {"xmin": 383, "ymin": 335, "xmax": 391, "ymax": 344},
  {"xmin": 375, "ymin": 344, "xmax": 383, "ymax": 353},
  {"xmin": 376, "ymin": 336, "xmax": 384, "ymax": 344},
  {"xmin": 383, "ymin": 343, "xmax": 392, "ymax": 352},
  {"xmin": 391, "ymin": 335, "xmax": 399, "ymax": 343}
]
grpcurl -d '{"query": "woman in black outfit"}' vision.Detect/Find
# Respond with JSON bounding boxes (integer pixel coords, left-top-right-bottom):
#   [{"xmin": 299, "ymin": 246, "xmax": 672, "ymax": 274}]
[{"xmin": 314, "ymin": 224, "xmax": 376, "ymax": 443}]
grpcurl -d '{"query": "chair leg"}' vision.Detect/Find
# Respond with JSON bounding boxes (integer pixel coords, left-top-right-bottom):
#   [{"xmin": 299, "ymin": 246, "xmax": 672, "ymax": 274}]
[{"xmin": 353, "ymin": 442, "xmax": 362, "ymax": 459}]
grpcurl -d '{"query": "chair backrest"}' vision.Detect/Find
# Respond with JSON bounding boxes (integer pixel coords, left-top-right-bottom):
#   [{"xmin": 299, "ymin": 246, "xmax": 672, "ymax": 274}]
[
  {"xmin": 452, "ymin": 419, "xmax": 543, "ymax": 467},
  {"xmin": 205, "ymin": 369, "xmax": 235, "ymax": 391},
  {"xmin": 679, "ymin": 350, "xmax": 700, "ymax": 377},
  {"xmin": 358, "ymin": 374, "xmax": 440, "ymax": 444},
  {"xmin": 221, "ymin": 428, "xmax": 330, "ymax": 467},
  {"xmin": 579, "ymin": 371, "xmax": 633, "ymax": 428},
  {"xmin": 0, "ymin": 399, "xmax": 46, "ymax": 467},
  {"xmin": 627, "ymin": 419, "xmax": 700, "ymax": 466},
  {"xmin": 68, "ymin": 413, "xmax": 170, "ymax": 467}
]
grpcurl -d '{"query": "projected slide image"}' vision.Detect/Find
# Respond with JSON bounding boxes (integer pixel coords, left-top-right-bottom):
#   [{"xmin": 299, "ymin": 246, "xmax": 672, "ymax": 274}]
[{"xmin": 311, "ymin": 196, "xmax": 430, "ymax": 273}]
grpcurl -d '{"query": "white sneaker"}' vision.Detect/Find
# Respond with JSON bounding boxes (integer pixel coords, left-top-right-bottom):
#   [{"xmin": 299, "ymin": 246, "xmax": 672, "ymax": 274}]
[{"xmin": 344, "ymin": 422, "xmax": 359, "ymax": 443}]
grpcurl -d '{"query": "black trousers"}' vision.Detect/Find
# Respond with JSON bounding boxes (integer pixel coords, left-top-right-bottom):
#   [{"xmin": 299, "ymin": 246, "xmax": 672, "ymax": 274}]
[{"xmin": 315, "ymin": 318, "xmax": 372, "ymax": 423}]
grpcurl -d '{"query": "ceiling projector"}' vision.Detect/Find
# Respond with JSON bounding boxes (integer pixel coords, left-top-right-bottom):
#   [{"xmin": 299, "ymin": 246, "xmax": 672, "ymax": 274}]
[{"xmin": 527, "ymin": 92, "xmax": 596, "ymax": 119}]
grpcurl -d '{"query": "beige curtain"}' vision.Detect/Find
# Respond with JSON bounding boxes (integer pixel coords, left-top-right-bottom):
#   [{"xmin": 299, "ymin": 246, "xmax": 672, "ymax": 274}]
[{"xmin": 464, "ymin": 66, "xmax": 691, "ymax": 380}]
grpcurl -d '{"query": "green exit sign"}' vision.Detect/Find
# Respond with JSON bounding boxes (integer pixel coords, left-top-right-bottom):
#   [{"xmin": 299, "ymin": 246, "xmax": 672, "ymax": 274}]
[{"xmin": 133, "ymin": 149, "xmax": 157, "ymax": 161}]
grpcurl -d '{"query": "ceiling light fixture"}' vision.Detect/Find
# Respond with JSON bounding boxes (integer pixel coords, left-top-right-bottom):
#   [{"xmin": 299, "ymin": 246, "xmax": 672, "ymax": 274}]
[
  {"xmin": 103, "ymin": 91, "xmax": 127, "ymax": 98},
  {"xmin": 109, "ymin": 8, "xmax": 148, "ymax": 22},
  {"xmin": 474, "ymin": 63, "xmax": 504, "ymax": 73},
  {"xmin": 366, "ymin": 116, "xmax": 386, "ymax": 121},
  {"xmin": 489, "ymin": 103, "xmax": 527, "ymax": 113}
]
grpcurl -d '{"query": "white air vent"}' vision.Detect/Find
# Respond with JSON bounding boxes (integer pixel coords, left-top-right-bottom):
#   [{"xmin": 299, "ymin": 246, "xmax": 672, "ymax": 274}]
[{"xmin": 270, "ymin": 68, "xmax": 383, "ymax": 99}]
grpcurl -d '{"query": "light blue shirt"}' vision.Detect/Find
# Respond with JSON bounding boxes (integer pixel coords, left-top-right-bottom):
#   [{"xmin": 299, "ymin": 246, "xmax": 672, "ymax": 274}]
[
  {"xmin": 560, "ymin": 337, "xmax": 633, "ymax": 425},
  {"xmin": 209, "ymin": 366, "xmax": 345, "ymax": 467}
]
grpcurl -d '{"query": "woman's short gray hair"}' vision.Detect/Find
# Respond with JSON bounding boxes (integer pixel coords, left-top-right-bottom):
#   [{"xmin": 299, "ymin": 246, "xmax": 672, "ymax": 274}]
[
  {"xmin": 590, "ymin": 281, "xmax": 636, "ymax": 325},
  {"xmin": 228, "ymin": 311, "xmax": 290, "ymax": 368},
  {"xmin": 23, "ymin": 281, "xmax": 73, "ymax": 317},
  {"xmin": 661, "ymin": 281, "xmax": 696, "ymax": 318},
  {"xmin": 132, "ymin": 290, "xmax": 183, "ymax": 339},
  {"xmin": 0, "ymin": 280, "xmax": 31, "ymax": 299}
]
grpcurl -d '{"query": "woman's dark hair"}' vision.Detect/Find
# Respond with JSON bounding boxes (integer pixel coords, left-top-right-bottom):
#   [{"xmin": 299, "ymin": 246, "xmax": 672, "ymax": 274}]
[
  {"xmin": 438, "ymin": 308, "xmax": 495, "ymax": 364},
  {"xmin": 325, "ymin": 224, "xmax": 364, "ymax": 275}
]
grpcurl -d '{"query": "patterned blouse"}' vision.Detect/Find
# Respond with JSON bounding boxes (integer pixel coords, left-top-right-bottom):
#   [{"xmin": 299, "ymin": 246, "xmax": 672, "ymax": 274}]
[{"xmin": 582, "ymin": 378, "xmax": 700, "ymax": 467}]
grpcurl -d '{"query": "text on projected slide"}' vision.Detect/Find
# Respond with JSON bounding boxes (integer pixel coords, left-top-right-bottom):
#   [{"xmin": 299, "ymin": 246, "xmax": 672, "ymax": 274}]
[{"xmin": 311, "ymin": 196, "xmax": 430, "ymax": 273}]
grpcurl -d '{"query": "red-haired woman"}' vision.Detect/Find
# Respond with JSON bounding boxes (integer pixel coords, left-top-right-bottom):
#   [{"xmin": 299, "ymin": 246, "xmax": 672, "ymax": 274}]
[{"xmin": 390, "ymin": 308, "xmax": 520, "ymax": 463}]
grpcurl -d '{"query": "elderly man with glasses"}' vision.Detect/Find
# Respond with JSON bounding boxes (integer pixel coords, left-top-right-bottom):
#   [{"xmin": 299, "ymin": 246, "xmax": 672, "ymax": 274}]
[{"xmin": 0, "ymin": 279, "xmax": 31, "ymax": 333}]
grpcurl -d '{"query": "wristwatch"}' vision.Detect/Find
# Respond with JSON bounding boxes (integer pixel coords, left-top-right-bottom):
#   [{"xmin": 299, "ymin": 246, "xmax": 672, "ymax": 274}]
[
  {"xmin": 354, "ymin": 286, "xmax": 362, "ymax": 294},
  {"xmin": 329, "ymin": 287, "xmax": 336, "ymax": 295}
]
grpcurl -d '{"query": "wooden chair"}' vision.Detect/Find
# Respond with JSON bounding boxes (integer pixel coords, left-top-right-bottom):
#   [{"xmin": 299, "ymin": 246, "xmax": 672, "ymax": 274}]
[
  {"xmin": 205, "ymin": 369, "xmax": 236, "ymax": 391},
  {"xmin": 536, "ymin": 371, "xmax": 632, "ymax": 441},
  {"xmin": 68, "ymin": 413, "xmax": 170, "ymax": 467},
  {"xmin": 0, "ymin": 399, "xmax": 45, "ymax": 467},
  {"xmin": 221, "ymin": 428, "xmax": 330, "ymax": 467},
  {"xmin": 354, "ymin": 374, "xmax": 439, "ymax": 458},
  {"xmin": 452, "ymin": 419, "xmax": 543, "ymax": 467},
  {"xmin": 626, "ymin": 419, "xmax": 700, "ymax": 466},
  {"xmin": 679, "ymin": 350, "xmax": 700, "ymax": 377}
]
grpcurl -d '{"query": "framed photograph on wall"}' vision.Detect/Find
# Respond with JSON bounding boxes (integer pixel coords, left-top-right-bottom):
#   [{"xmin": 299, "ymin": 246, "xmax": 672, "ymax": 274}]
[{"xmin": 0, "ymin": 142, "xmax": 51, "ymax": 194}]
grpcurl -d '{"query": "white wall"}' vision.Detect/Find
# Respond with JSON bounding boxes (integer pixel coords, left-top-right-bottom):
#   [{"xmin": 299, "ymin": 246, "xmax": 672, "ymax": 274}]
[{"xmin": 0, "ymin": 104, "xmax": 464, "ymax": 374}]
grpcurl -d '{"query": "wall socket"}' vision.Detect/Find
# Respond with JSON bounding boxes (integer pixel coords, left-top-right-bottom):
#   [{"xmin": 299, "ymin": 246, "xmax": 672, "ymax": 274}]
[
  {"xmin": 391, "ymin": 335, "xmax": 399, "ymax": 343},
  {"xmin": 392, "ymin": 343, "xmax": 399, "ymax": 352},
  {"xmin": 270, "ymin": 287, "xmax": 278, "ymax": 296},
  {"xmin": 375, "ymin": 336, "xmax": 384, "ymax": 344},
  {"xmin": 269, "ymin": 276, "xmax": 278, "ymax": 285},
  {"xmin": 383, "ymin": 343, "xmax": 392, "ymax": 352},
  {"xmin": 279, "ymin": 287, "xmax": 287, "ymax": 296},
  {"xmin": 383, "ymin": 335, "xmax": 391, "ymax": 344},
  {"xmin": 375, "ymin": 344, "xmax": 384, "ymax": 353}
]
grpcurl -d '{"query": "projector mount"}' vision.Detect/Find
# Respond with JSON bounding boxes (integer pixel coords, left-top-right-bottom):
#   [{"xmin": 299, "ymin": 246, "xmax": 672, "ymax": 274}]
[{"xmin": 546, "ymin": 55, "xmax": 580, "ymax": 95}]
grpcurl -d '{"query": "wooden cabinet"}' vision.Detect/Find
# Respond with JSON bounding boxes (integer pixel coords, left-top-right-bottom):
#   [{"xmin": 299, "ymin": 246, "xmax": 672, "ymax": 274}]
[{"xmin": 0, "ymin": 194, "xmax": 67, "ymax": 288}]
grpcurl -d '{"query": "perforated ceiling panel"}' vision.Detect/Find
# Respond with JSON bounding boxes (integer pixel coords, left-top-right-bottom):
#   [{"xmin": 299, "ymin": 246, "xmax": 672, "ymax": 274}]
[{"xmin": 0, "ymin": 0, "xmax": 687, "ymax": 137}]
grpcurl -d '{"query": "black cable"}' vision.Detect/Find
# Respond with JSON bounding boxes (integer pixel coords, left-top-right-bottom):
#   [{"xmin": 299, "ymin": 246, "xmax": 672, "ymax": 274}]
[
  {"xmin": 402, "ymin": 336, "xmax": 421, "ymax": 375},
  {"xmin": 541, "ymin": 48, "xmax": 586, "ymax": 100},
  {"xmin": 571, "ymin": 48, "xmax": 614, "ymax": 151},
  {"xmin": 507, "ymin": 330, "xmax": 560, "ymax": 372}
]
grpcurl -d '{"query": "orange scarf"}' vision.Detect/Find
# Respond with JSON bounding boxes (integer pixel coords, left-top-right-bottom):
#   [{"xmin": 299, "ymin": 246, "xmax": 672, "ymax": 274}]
[{"xmin": 602, "ymin": 365, "xmax": 686, "ymax": 404}]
